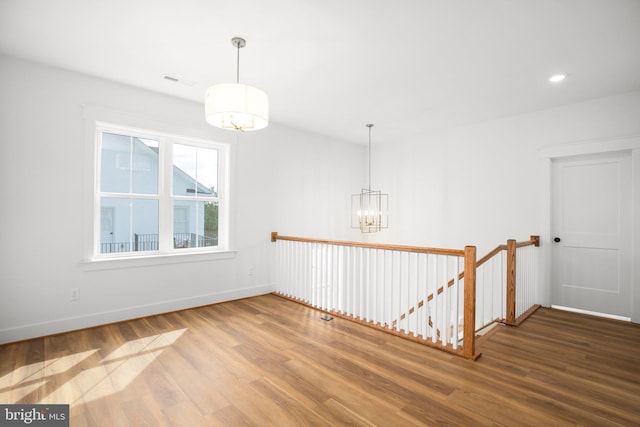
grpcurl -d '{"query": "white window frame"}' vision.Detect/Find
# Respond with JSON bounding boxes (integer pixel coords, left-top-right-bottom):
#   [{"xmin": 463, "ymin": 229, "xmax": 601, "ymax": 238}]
[{"xmin": 81, "ymin": 105, "xmax": 235, "ymax": 269}]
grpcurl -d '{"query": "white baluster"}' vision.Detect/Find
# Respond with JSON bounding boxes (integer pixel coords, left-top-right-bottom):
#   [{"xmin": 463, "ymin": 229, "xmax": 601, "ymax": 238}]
[
  {"xmin": 345, "ymin": 246, "xmax": 352, "ymax": 316},
  {"xmin": 292, "ymin": 241, "xmax": 297, "ymax": 300},
  {"xmin": 319, "ymin": 244, "xmax": 324, "ymax": 310},
  {"xmin": 423, "ymin": 253, "xmax": 429, "ymax": 340},
  {"xmin": 406, "ymin": 252, "xmax": 412, "ymax": 335},
  {"xmin": 284, "ymin": 240, "xmax": 290, "ymax": 297},
  {"xmin": 413, "ymin": 253, "xmax": 419, "ymax": 337},
  {"xmin": 318, "ymin": 243, "xmax": 324, "ymax": 308},
  {"xmin": 276, "ymin": 240, "xmax": 281, "ymax": 294},
  {"xmin": 370, "ymin": 248, "xmax": 375, "ymax": 323},
  {"xmin": 289, "ymin": 240, "xmax": 294, "ymax": 299},
  {"xmin": 324, "ymin": 243, "xmax": 329, "ymax": 310},
  {"xmin": 340, "ymin": 244, "xmax": 345, "ymax": 313},
  {"xmin": 334, "ymin": 245, "xmax": 339, "ymax": 312},
  {"xmin": 295, "ymin": 241, "xmax": 300, "ymax": 301},
  {"xmin": 477, "ymin": 259, "xmax": 484, "ymax": 329},
  {"xmin": 304, "ymin": 242, "xmax": 311, "ymax": 304},
  {"xmin": 364, "ymin": 248, "xmax": 370, "ymax": 322},
  {"xmin": 346, "ymin": 245, "xmax": 351, "ymax": 315},
  {"xmin": 452, "ymin": 256, "xmax": 460, "ymax": 349},
  {"xmin": 316, "ymin": 243, "xmax": 322, "ymax": 308},
  {"xmin": 358, "ymin": 247, "xmax": 363, "ymax": 320},
  {"xmin": 284, "ymin": 240, "xmax": 288, "ymax": 296},
  {"xmin": 277, "ymin": 240, "xmax": 281, "ymax": 295},
  {"xmin": 375, "ymin": 249, "xmax": 380, "ymax": 324},
  {"xmin": 432, "ymin": 253, "xmax": 437, "ymax": 341},
  {"xmin": 442, "ymin": 255, "xmax": 450, "ymax": 345},
  {"xmin": 395, "ymin": 251, "xmax": 401, "ymax": 332},
  {"xmin": 323, "ymin": 244, "xmax": 329, "ymax": 311},
  {"xmin": 275, "ymin": 240, "xmax": 280, "ymax": 294},
  {"xmin": 384, "ymin": 250, "xmax": 394, "ymax": 329},
  {"xmin": 352, "ymin": 246, "xmax": 358, "ymax": 319}
]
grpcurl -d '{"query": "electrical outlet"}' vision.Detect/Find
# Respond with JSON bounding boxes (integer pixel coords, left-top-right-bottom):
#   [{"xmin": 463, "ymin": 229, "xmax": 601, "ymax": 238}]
[{"xmin": 70, "ymin": 288, "xmax": 80, "ymax": 301}]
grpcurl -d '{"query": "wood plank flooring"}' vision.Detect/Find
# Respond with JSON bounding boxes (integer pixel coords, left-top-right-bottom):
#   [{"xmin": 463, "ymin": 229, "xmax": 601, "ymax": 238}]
[{"xmin": 1, "ymin": 294, "xmax": 639, "ymax": 426}]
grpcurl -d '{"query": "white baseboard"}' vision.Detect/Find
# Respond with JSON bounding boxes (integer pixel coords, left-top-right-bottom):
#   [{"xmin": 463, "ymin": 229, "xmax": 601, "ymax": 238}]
[
  {"xmin": 551, "ymin": 305, "xmax": 631, "ymax": 322},
  {"xmin": 0, "ymin": 284, "xmax": 275, "ymax": 345}
]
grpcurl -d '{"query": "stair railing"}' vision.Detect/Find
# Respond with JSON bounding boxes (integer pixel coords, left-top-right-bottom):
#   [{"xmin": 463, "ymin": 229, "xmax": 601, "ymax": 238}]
[
  {"xmin": 271, "ymin": 232, "xmax": 479, "ymax": 359},
  {"xmin": 271, "ymin": 232, "xmax": 540, "ymax": 360},
  {"xmin": 392, "ymin": 235, "xmax": 540, "ymax": 336},
  {"xmin": 508, "ymin": 236, "xmax": 541, "ymax": 325}
]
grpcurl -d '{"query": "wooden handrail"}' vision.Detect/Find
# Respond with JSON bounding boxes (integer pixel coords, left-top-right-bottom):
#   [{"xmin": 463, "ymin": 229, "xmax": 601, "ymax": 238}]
[
  {"xmin": 516, "ymin": 235, "xmax": 540, "ymax": 249},
  {"xmin": 271, "ymin": 232, "xmax": 465, "ymax": 257},
  {"xmin": 477, "ymin": 236, "xmax": 538, "ymax": 266},
  {"xmin": 477, "ymin": 245, "xmax": 506, "ymax": 267},
  {"xmin": 271, "ymin": 232, "xmax": 539, "ymax": 258}
]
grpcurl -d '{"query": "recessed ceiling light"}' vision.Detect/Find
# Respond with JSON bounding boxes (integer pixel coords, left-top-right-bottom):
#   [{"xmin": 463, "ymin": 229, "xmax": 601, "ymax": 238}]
[{"xmin": 549, "ymin": 74, "xmax": 567, "ymax": 83}]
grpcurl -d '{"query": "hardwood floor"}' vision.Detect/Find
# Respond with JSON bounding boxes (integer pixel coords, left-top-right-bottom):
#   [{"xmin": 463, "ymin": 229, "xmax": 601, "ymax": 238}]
[{"xmin": 1, "ymin": 294, "xmax": 639, "ymax": 426}]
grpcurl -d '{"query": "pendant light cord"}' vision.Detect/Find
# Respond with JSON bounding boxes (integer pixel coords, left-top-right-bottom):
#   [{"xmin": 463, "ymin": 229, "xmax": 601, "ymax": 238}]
[
  {"xmin": 236, "ymin": 43, "xmax": 240, "ymax": 83},
  {"xmin": 230, "ymin": 37, "xmax": 246, "ymax": 84}
]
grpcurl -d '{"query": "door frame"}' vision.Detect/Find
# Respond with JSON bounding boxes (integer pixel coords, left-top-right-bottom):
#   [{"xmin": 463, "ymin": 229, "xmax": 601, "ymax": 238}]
[{"xmin": 539, "ymin": 134, "xmax": 640, "ymax": 323}]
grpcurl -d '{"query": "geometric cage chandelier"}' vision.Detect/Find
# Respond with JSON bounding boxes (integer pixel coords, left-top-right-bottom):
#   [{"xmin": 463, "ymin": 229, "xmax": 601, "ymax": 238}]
[
  {"xmin": 205, "ymin": 37, "xmax": 269, "ymax": 131},
  {"xmin": 351, "ymin": 124, "xmax": 389, "ymax": 233}
]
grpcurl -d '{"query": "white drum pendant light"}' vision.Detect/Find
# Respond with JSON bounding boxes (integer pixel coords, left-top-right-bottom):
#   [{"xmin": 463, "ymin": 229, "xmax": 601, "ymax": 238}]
[{"xmin": 205, "ymin": 37, "xmax": 269, "ymax": 131}]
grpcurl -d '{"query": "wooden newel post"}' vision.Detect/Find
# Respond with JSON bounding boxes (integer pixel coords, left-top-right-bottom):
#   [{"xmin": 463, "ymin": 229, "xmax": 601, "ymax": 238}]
[
  {"xmin": 506, "ymin": 239, "xmax": 517, "ymax": 325},
  {"xmin": 463, "ymin": 245, "xmax": 479, "ymax": 359}
]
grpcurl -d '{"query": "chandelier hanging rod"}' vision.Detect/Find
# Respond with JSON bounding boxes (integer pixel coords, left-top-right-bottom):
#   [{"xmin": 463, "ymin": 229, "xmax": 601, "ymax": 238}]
[
  {"xmin": 231, "ymin": 37, "xmax": 246, "ymax": 84},
  {"xmin": 367, "ymin": 123, "xmax": 373, "ymax": 191}
]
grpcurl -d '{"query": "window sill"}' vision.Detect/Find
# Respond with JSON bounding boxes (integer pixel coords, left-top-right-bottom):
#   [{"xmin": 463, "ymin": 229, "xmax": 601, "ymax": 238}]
[{"xmin": 81, "ymin": 250, "xmax": 237, "ymax": 271}]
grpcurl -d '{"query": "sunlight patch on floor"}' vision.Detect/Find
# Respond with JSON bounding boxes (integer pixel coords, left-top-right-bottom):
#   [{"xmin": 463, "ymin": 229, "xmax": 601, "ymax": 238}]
[
  {"xmin": 0, "ymin": 349, "xmax": 98, "ymax": 403},
  {"xmin": 1, "ymin": 328, "xmax": 187, "ymax": 407}
]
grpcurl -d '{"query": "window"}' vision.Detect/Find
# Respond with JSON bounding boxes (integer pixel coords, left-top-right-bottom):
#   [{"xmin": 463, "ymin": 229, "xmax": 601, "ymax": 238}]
[{"xmin": 94, "ymin": 123, "xmax": 228, "ymax": 258}]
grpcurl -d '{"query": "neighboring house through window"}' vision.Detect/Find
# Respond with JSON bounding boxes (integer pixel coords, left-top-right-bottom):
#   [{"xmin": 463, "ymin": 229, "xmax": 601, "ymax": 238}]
[
  {"xmin": 95, "ymin": 123, "xmax": 227, "ymax": 258},
  {"xmin": 173, "ymin": 206, "xmax": 189, "ymax": 234}
]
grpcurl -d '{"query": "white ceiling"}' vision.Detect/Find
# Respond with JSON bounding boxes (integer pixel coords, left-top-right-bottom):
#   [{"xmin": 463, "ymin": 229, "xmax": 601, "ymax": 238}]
[{"xmin": 1, "ymin": 0, "xmax": 639, "ymax": 145}]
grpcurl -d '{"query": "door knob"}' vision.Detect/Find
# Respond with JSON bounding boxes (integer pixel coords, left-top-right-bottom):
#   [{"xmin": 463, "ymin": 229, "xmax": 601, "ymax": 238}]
[{"xmin": 554, "ymin": 237, "xmax": 561, "ymax": 243}]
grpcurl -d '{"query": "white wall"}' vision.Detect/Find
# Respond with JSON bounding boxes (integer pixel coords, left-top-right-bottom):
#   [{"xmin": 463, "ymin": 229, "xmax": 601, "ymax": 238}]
[
  {"xmin": 372, "ymin": 89, "xmax": 640, "ymax": 318},
  {"xmin": 0, "ymin": 54, "xmax": 363, "ymax": 343},
  {"xmin": 2, "ymin": 54, "xmax": 639, "ymax": 343}
]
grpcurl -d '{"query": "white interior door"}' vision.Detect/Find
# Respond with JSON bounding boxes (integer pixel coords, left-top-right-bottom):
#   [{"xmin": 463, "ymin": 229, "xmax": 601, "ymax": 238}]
[{"xmin": 551, "ymin": 152, "xmax": 632, "ymax": 318}]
